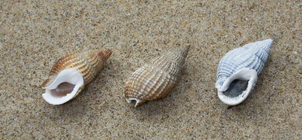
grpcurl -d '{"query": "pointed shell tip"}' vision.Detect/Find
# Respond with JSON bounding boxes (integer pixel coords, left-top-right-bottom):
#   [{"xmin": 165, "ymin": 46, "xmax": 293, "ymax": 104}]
[{"xmin": 264, "ymin": 39, "xmax": 273, "ymax": 44}]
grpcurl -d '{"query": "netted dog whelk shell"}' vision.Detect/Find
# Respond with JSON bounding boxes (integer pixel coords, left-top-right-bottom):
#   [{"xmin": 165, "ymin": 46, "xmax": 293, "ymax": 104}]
[
  {"xmin": 124, "ymin": 44, "xmax": 190, "ymax": 107},
  {"xmin": 215, "ymin": 39, "xmax": 273, "ymax": 105},
  {"xmin": 42, "ymin": 49, "xmax": 112, "ymax": 105}
]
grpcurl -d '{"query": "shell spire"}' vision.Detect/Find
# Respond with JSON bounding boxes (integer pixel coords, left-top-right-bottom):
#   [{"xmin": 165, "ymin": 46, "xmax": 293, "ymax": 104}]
[
  {"xmin": 124, "ymin": 44, "xmax": 190, "ymax": 107},
  {"xmin": 42, "ymin": 49, "xmax": 112, "ymax": 105},
  {"xmin": 215, "ymin": 39, "xmax": 273, "ymax": 105},
  {"xmin": 256, "ymin": 39, "xmax": 272, "ymax": 53}
]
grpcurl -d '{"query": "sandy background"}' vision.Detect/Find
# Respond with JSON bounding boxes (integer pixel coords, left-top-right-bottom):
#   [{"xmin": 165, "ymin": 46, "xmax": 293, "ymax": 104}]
[{"xmin": 1, "ymin": 0, "xmax": 301, "ymax": 139}]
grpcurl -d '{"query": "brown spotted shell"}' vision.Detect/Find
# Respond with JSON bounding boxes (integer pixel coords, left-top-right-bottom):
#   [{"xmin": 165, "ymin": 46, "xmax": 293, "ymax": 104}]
[
  {"xmin": 42, "ymin": 49, "xmax": 112, "ymax": 88},
  {"xmin": 124, "ymin": 44, "xmax": 190, "ymax": 107}
]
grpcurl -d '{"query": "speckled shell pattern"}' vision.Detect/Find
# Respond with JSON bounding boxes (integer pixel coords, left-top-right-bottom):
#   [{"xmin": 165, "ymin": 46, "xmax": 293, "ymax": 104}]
[
  {"xmin": 124, "ymin": 45, "xmax": 190, "ymax": 107},
  {"xmin": 42, "ymin": 49, "xmax": 112, "ymax": 88},
  {"xmin": 215, "ymin": 39, "xmax": 272, "ymax": 89}
]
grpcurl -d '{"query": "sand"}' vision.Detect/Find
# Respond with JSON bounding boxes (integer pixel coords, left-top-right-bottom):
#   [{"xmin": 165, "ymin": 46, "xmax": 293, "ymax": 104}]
[{"xmin": 0, "ymin": 0, "xmax": 301, "ymax": 139}]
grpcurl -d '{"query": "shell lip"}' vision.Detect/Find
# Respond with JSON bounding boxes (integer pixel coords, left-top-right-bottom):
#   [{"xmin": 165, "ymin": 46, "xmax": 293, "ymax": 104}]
[
  {"xmin": 42, "ymin": 68, "xmax": 84, "ymax": 105},
  {"xmin": 217, "ymin": 68, "xmax": 258, "ymax": 105},
  {"xmin": 125, "ymin": 98, "xmax": 145, "ymax": 107}
]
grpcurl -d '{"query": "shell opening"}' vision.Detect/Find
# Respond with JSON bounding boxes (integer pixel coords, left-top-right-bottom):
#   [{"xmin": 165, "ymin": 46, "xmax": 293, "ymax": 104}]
[
  {"xmin": 217, "ymin": 68, "xmax": 258, "ymax": 105},
  {"xmin": 222, "ymin": 79, "xmax": 249, "ymax": 98},
  {"xmin": 42, "ymin": 69, "xmax": 84, "ymax": 105},
  {"xmin": 125, "ymin": 98, "xmax": 145, "ymax": 107},
  {"xmin": 50, "ymin": 82, "xmax": 75, "ymax": 98}
]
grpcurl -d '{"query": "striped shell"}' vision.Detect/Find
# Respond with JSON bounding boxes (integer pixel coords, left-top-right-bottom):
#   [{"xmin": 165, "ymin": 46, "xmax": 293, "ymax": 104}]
[
  {"xmin": 42, "ymin": 49, "xmax": 112, "ymax": 105},
  {"xmin": 215, "ymin": 39, "xmax": 273, "ymax": 105},
  {"xmin": 124, "ymin": 44, "xmax": 190, "ymax": 107}
]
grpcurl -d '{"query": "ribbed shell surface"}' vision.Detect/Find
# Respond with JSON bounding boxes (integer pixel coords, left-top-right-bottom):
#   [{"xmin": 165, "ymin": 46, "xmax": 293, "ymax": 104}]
[
  {"xmin": 42, "ymin": 49, "xmax": 112, "ymax": 88},
  {"xmin": 124, "ymin": 45, "xmax": 190, "ymax": 106},
  {"xmin": 215, "ymin": 39, "xmax": 272, "ymax": 89},
  {"xmin": 125, "ymin": 64, "xmax": 177, "ymax": 101}
]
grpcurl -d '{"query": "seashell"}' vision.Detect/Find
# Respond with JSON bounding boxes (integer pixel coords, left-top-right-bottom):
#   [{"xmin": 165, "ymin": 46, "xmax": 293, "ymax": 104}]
[
  {"xmin": 215, "ymin": 39, "xmax": 273, "ymax": 105},
  {"xmin": 124, "ymin": 44, "xmax": 190, "ymax": 107},
  {"xmin": 42, "ymin": 49, "xmax": 112, "ymax": 105}
]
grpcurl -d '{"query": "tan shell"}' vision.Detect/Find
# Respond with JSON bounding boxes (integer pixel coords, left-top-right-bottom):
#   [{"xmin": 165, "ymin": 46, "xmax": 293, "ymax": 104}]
[
  {"xmin": 124, "ymin": 44, "xmax": 190, "ymax": 107},
  {"xmin": 42, "ymin": 49, "xmax": 112, "ymax": 105},
  {"xmin": 42, "ymin": 49, "xmax": 112, "ymax": 88}
]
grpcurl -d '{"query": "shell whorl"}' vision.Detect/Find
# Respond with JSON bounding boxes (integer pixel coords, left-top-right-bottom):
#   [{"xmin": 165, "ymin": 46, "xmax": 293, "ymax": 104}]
[
  {"xmin": 42, "ymin": 49, "xmax": 112, "ymax": 88},
  {"xmin": 124, "ymin": 44, "xmax": 190, "ymax": 107},
  {"xmin": 150, "ymin": 44, "xmax": 190, "ymax": 77}
]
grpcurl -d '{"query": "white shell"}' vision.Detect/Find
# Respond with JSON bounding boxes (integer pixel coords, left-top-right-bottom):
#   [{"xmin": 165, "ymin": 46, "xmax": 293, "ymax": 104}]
[{"xmin": 215, "ymin": 39, "xmax": 273, "ymax": 105}]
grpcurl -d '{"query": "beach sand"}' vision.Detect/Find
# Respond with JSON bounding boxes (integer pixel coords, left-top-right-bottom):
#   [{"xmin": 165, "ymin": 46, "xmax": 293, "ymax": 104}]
[{"xmin": 0, "ymin": 0, "xmax": 301, "ymax": 139}]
